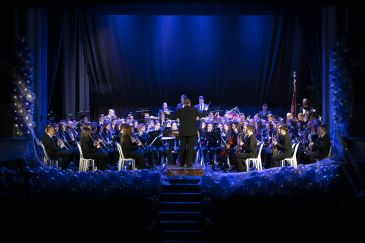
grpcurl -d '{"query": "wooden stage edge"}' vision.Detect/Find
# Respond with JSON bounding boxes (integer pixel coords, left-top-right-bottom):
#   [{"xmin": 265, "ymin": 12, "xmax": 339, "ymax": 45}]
[{"xmin": 164, "ymin": 165, "xmax": 204, "ymax": 176}]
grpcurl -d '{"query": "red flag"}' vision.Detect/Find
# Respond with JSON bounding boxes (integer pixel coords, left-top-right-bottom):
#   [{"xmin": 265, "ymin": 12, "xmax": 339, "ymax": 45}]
[{"xmin": 290, "ymin": 71, "xmax": 297, "ymax": 116}]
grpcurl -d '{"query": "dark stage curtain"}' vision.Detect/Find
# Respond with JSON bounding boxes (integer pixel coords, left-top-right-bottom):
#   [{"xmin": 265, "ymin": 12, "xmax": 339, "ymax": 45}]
[{"xmin": 47, "ymin": 9, "xmax": 323, "ymax": 119}]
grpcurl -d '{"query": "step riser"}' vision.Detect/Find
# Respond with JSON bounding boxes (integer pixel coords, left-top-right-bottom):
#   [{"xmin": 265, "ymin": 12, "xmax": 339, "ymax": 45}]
[
  {"xmin": 160, "ymin": 204, "xmax": 202, "ymax": 211},
  {"xmin": 162, "ymin": 231, "xmax": 204, "ymax": 240},
  {"xmin": 160, "ymin": 194, "xmax": 202, "ymax": 202},
  {"xmin": 160, "ymin": 222, "xmax": 202, "ymax": 231},
  {"xmin": 159, "ymin": 212, "xmax": 203, "ymax": 221},
  {"xmin": 163, "ymin": 179, "xmax": 201, "ymax": 185},
  {"xmin": 161, "ymin": 185, "xmax": 201, "ymax": 192}
]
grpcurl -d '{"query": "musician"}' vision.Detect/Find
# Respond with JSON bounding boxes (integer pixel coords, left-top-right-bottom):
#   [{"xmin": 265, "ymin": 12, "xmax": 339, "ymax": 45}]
[
  {"xmin": 107, "ymin": 109, "xmax": 117, "ymax": 120},
  {"xmin": 41, "ymin": 125, "xmax": 74, "ymax": 170},
  {"xmin": 286, "ymin": 112, "xmax": 298, "ymax": 140},
  {"xmin": 267, "ymin": 113, "xmax": 274, "ymax": 123},
  {"xmin": 232, "ymin": 125, "xmax": 258, "ymax": 172},
  {"xmin": 120, "ymin": 125, "xmax": 146, "ymax": 169},
  {"xmin": 270, "ymin": 124, "xmax": 292, "ymax": 167},
  {"xmin": 170, "ymin": 122, "xmax": 180, "ymax": 164},
  {"xmin": 297, "ymin": 113, "xmax": 307, "ymax": 128},
  {"xmin": 65, "ymin": 120, "xmax": 78, "ymax": 143},
  {"xmin": 299, "ymin": 98, "xmax": 315, "ymax": 122},
  {"xmin": 80, "ymin": 127, "xmax": 109, "ymax": 170},
  {"xmin": 57, "ymin": 122, "xmax": 76, "ymax": 152},
  {"xmin": 307, "ymin": 124, "xmax": 331, "ymax": 162},
  {"xmin": 239, "ymin": 113, "xmax": 246, "ymax": 123},
  {"xmin": 159, "ymin": 102, "xmax": 172, "ymax": 116},
  {"xmin": 203, "ymin": 123, "xmax": 221, "ymax": 165},
  {"xmin": 176, "ymin": 94, "xmax": 187, "ymax": 110},
  {"xmin": 169, "ymin": 98, "xmax": 204, "ymax": 167},
  {"xmin": 150, "ymin": 121, "xmax": 165, "ymax": 165},
  {"xmin": 98, "ymin": 114, "xmax": 105, "ymax": 126},
  {"xmin": 258, "ymin": 103, "xmax": 272, "ymax": 119},
  {"xmin": 101, "ymin": 121, "xmax": 114, "ymax": 146},
  {"xmin": 194, "ymin": 95, "xmax": 209, "ymax": 113}
]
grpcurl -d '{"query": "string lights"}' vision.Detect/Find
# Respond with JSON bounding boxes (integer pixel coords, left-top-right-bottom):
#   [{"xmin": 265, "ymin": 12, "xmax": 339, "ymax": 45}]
[{"xmin": 12, "ymin": 37, "xmax": 36, "ymax": 136}]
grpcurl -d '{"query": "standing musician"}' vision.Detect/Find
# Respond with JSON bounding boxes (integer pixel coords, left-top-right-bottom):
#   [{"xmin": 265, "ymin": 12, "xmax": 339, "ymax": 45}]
[
  {"xmin": 169, "ymin": 98, "xmax": 204, "ymax": 167},
  {"xmin": 194, "ymin": 95, "xmax": 209, "ymax": 113},
  {"xmin": 120, "ymin": 125, "xmax": 146, "ymax": 169},
  {"xmin": 41, "ymin": 124, "xmax": 74, "ymax": 170},
  {"xmin": 270, "ymin": 124, "xmax": 293, "ymax": 168},
  {"xmin": 231, "ymin": 125, "xmax": 258, "ymax": 172}
]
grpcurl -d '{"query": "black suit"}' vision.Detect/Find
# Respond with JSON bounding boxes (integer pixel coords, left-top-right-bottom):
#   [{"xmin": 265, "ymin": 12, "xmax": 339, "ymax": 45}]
[
  {"xmin": 80, "ymin": 136, "xmax": 109, "ymax": 170},
  {"xmin": 169, "ymin": 106, "xmax": 204, "ymax": 167},
  {"xmin": 121, "ymin": 138, "xmax": 146, "ymax": 169},
  {"xmin": 308, "ymin": 133, "xmax": 331, "ymax": 162},
  {"xmin": 41, "ymin": 133, "xmax": 73, "ymax": 169},
  {"xmin": 233, "ymin": 133, "xmax": 258, "ymax": 172},
  {"xmin": 270, "ymin": 133, "xmax": 292, "ymax": 167}
]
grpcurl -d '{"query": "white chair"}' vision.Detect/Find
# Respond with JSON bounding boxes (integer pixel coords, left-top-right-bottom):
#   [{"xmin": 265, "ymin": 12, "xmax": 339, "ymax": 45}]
[
  {"xmin": 281, "ymin": 142, "xmax": 300, "ymax": 168},
  {"xmin": 328, "ymin": 145, "xmax": 332, "ymax": 157},
  {"xmin": 245, "ymin": 142, "xmax": 264, "ymax": 172},
  {"xmin": 40, "ymin": 142, "xmax": 60, "ymax": 169},
  {"xmin": 76, "ymin": 142, "xmax": 96, "ymax": 172},
  {"xmin": 116, "ymin": 143, "xmax": 136, "ymax": 171}
]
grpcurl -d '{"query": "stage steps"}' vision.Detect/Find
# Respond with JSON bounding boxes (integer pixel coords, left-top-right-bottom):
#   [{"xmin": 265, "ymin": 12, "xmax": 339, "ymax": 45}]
[{"xmin": 159, "ymin": 166, "xmax": 204, "ymax": 242}]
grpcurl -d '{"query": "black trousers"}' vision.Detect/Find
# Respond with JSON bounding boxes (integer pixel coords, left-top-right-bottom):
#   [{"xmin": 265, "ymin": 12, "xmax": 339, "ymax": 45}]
[
  {"xmin": 270, "ymin": 151, "xmax": 291, "ymax": 168},
  {"xmin": 233, "ymin": 152, "xmax": 256, "ymax": 172},
  {"xmin": 179, "ymin": 136, "xmax": 196, "ymax": 167},
  {"xmin": 84, "ymin": 151, "xmax": 109, "ymax": 170},
  {"xmin": 51, "ymin": 151, "xmax": 73, "ymax": 170}
]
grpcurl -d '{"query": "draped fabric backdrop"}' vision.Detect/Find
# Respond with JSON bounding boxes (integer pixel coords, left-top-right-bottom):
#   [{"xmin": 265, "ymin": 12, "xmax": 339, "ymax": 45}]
[{"xmin": 46, "ymin": 8, "xmax": 323, "ymax": 120}]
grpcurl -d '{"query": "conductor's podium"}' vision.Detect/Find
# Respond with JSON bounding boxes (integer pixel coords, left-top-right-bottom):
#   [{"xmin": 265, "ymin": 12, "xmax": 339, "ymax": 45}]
[{"xmin": 165, "ymin": 164, "xmax": 204, "ymax": 176}]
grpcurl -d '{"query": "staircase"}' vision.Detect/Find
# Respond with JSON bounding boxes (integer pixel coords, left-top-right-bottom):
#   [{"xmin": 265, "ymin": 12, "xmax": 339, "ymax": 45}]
[{"xmin": 159, "ymin": 167, "xmax": 204, "ymax": 243}]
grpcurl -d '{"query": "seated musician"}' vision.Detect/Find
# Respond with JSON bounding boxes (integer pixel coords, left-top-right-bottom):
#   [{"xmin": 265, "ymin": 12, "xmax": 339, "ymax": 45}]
[
  {"xmin": 270, "ymin": 124, "xmax": 293, "ymax": 167},
  {"xmin": 80, "ymin": 127, "xmax": 109, "ymax": 170},
  {"xmin": 232, "ymin": 125, "xmax": 258, "ymax": 172},
  {"xmin": 148, "ymin": 121, "xmax": 165, "ymax": 165},
  {"xmin": 120, "ymin": 125, "xmax": 146, "ymax": 169},
  {"xmin": 57, "ymin": 121, "xmax": 76, "ymax": 152},
  {"xmin": 101, "ymin": 121, "xmax": 114, "ymax": 147},
  {"xmin": 136, "ymin": 123, "xmax": 156, "ymax": 168},
  {"xmin": 41, "ymin": 124, "xmax": 74, "ymax": 170},
  {"xmin": 176, "ymin": 94, "xmax": 187, "ymax": 110},
  {"xmin": 159, "ymin": 102, "xmax": 172, "ymax": 116},
  {"xmin": 258, "ymin": 103, "xmax": 272, "ymax": 119},
  {"xmin": 307, "ymin": 124, "xmax": 331, "ymax": 163},
  {"xmin": 204, "ymin": 123, "xmax": 221, "ymax": 165}
]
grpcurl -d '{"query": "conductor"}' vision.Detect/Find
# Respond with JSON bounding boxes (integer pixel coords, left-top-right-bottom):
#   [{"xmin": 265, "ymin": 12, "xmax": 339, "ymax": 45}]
[{"xmin": 169, "ymin": 98, "xmax": 204, "ymax": 167}]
